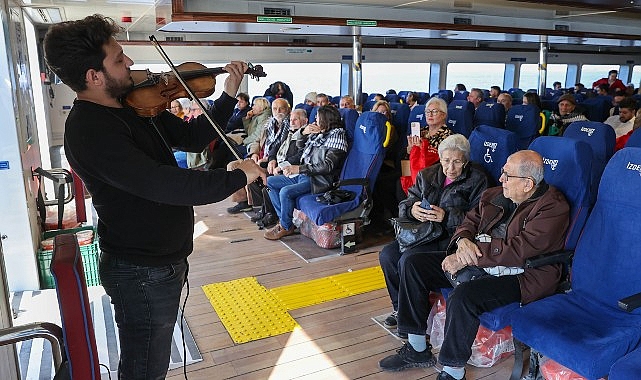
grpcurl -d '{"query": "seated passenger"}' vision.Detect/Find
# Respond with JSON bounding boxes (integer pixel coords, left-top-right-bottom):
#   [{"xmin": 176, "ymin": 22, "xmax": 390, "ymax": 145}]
[
  {"xmin": 304, "ymin": 92, "xmax": 318, "ymax": 107},
  {"xmin": 453, "ymin": 84, "xmax": 466, "ymax": 92},
  {"xmin": 378, "ymin": 150, "xmax": 570, "ymax": 379},
  {"xmin": 497, "ymin": 93, "xmax": 512, "ymax": 112},
  {"xmin": 225, "ymin": 92, "xmax": 250, "ymax": 134},
  {"xmin": 489, "ymin": 86, "xmax": 501, "ymax": 99},
  {"xmin": 242, "ymin": 97, "xmax": 272, "ymax": 156},
  {"xmin": 264, "ymin": 106, "xmax": 348, "ymax": 240},
  {"xmin": 403, "ymin": 97, "xmax": 453, "ymax": 191},
  {"xmin": 615, "ymin": 108, "xmax": 641, "ymax": 151},
  {"xmin": 553, "ymin": 81, "xmax": 562, "ymax": 91},
  {"xmin": 522, "ymin": 92, "xmax": 542, "ymax": 110},
  {"xmin": 227, "ymin": 98, "xmax": 289, "ymax": 214},
  {"xmin": 405, "ymin": 91, "xmax": 420, "ymax": 110},
  {"xmin": 316, "ymin": 93, "xmax": 331, "ymax": 107},
  {"xmin": 549, "ymin": 94, "xmax": 587, "ymax": 136},
  {"xmin": 379, "ymin": 134, "xmax": 491, "ymax": 329},
  {"xmin": 373, "ymin": 93, "xmax": 385, "ymax": 101},
  {"xmin": 264, "ymin": 80, "xmax": 294, "ymax": 107},
  {"xmin": 467, "ymin": 88, "xmax": 483, "ymax": 110},
  {"xmin": 596, "ymin": 83, "xmax": 609, "ymax": 97},
  {"xmin": 605, "ymin": 97, "xmax": 638, "ymax": 138},
  {"xmin": 169, "ymin": 99, "xmax": 185, "ymax": 119},
  {"xmin": 339, "ymin": 95, "xmax": 356, "ymax": 109}
]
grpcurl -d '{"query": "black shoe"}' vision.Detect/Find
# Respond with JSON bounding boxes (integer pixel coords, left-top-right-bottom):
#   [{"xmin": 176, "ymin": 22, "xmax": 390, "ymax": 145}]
[
  {"xmin": 227, "ymin": 202, "xmax": 252, "ymax": 214},
  {"xmin": 378, "ymin": 343, "xmax": 436, "ymax": 372},
  {"xmin": 250, "ymin": 210, "xmax": 264, "ymax": 222},
  {"xmin": 437, "ymin": 370, "xmax": 466, "ymax": 380},
  {"xmin": 383, "ymin": 310, "xmax": 398, "ymax": 328},
  {"xmin": 260, "ymin": 213, "xmax": 278, "ymax": 228}
]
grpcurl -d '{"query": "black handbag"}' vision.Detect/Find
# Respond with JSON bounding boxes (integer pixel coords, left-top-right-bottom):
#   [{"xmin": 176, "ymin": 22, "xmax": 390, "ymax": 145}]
[
  {"xmin": 389, "ymin": 217, "xmax": 443, "ymax": 252},
  {"xmin": 316, "ymin": 189, "xmax": 356, "ymax": 205},
  {"xmin": 445, "ymin": 265, "xmax": 489, "ymax": 287}
]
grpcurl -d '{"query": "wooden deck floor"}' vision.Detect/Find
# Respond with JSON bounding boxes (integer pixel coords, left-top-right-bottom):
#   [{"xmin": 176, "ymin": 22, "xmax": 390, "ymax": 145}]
[{"xmin": 157, "ymin": 200, "xmax": 517, "ymax": 380}]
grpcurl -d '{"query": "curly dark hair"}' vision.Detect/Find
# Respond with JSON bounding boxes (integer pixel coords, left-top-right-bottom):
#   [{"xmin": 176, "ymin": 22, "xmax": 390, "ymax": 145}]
[
  {"xmin": 43, "ymin": 14, "xmax": 122, "ymax": 92},
  {"xmin": 316, "ymin": 106, "xmax": 343, "ymax": 131}
]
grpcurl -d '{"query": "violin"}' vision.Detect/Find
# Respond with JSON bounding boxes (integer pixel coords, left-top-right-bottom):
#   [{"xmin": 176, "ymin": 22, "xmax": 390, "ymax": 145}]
[{"xmin": 124, "ymin": 61, "xmax": 266, "ymax": 117}]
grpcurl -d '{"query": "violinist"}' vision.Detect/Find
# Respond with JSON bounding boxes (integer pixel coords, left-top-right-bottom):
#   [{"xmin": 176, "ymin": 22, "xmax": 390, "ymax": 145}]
[{"xmin": 43, "ymin": 14, "xmax": 265, "ymax": 380}]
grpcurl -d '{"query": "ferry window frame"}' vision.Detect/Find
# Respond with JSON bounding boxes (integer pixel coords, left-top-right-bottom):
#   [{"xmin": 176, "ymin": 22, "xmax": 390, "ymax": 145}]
[
  {"xmin": 247, "ymin": 63, "xmax": 341, "ymax": 106},
  {"xmin": 580, "ymin": 64, "xmax": 621, "ymax": 89},
  {"xmin": 631, "ymin": 65, "xmax": 641, "ymax": 89},
  {"xmin": 518, "ymin": 64, "xmax": 568, "ymax": 91},
  {"xmin": 445, "ymin": 63, "xmax": 505, "ymax": 92},
  {"xmin": 361, "ymin": 62, "xmax": 430, "ymax": 96}
]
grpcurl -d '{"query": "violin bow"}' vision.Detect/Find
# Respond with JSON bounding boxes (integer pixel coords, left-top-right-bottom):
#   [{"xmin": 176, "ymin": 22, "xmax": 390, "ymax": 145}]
[{"xmin": 148, "ymin": 35, "xmax": 245, "ymax": 160}]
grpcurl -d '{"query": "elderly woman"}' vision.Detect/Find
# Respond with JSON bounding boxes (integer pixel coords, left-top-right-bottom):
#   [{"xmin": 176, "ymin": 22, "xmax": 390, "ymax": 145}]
[
  {"xmin": 402, "ymin": 97, "xmax": 453, "ymax": 193},
  {"xmin": 242, "ymin": 97, "xmax": 273, "ymax": 156},
  {"xmin": 264, "ymin": 106, "xmax": 348, "ymax": 240},
  {"xmin": 379, "ymin": 134, "xmax": 491, "ymax": 329}
]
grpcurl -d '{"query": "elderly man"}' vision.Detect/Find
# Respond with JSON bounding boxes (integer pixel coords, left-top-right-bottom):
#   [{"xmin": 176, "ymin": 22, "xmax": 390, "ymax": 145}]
[
  {"xmin": 550, "ymin": 94, "xmax": 587, "ymax": 135},
  {"xmin": 497, "ymin": 93, "xmax": 513, "ymax": 112},
  {"xmin": 467, "ymin": 88, "xmax": 484, "ymax": 110},
  {"xmin": 339, "ymin": 95, "xmax": 356, "ymax": 109},
  {"xmin": 379, "ymin": 150, "xmax": 570, "ymax": 380}
]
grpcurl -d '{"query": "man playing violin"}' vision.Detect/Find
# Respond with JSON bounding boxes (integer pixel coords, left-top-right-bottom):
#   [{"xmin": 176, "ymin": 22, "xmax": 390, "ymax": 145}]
[{"xmin": 44, "ymin": 14, "xmax": 265, "ymax": 380}]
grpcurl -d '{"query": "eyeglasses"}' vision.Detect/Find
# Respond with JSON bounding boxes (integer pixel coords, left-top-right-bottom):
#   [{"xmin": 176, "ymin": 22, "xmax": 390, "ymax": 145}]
[
  {"xmin": 500, "ymin": 169, "xmax": 536, "ymax": 185},
  {"xmin": 440, "ymin": 159, "xmax": 465, "ymax": 168},
  {"xmin": 426, "ymin": 109, "xmax": 443, "ymax": 116}
]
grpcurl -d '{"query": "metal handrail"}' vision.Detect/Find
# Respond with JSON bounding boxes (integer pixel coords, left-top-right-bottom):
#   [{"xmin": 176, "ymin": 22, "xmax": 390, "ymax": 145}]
[{"xmin": 0, "ymin": 321, "xmax": 65, "ymax": 371}]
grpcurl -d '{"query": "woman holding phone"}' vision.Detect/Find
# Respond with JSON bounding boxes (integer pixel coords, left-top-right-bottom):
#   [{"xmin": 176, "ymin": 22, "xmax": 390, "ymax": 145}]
[{"xmin": 379, "ymin": 134, "xmax": 492, "ymax": 331}]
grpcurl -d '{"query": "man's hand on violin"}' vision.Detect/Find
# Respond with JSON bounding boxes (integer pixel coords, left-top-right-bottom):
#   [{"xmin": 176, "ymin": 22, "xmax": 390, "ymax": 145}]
[
  {"xmin": 223, "ymin": 61, "xmax": 248, "ymax": 98},
  {"xmin": 236, "ymin": 159, "xmax": 267, "ymax": 186}
]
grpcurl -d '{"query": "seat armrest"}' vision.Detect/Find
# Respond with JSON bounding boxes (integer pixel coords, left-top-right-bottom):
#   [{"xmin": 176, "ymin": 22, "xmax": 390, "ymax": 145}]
[
  {"xmin": 525, "ymin": 249, "xmax": 574, "ymax": 268},
  {"xmin": 618, "ymin": 292, "xmax": 641, "ymax": 312}
]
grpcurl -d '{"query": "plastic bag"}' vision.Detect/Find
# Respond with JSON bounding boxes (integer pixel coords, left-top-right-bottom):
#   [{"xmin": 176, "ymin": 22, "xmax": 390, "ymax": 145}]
[
  {"xmin": 427, "ymin": 292, "xmax": 514, "ymax": 367},
  {"xmin": 468, "ymin": 325, "xmax": 514, "ymax": 367},
  {"xmin": 540, "ymin": 357, "xmax": 605, "ymax": 380}
]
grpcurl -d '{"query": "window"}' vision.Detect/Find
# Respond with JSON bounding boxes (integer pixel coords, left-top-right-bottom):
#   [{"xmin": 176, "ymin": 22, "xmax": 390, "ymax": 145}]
[
  {"xmin": 631, "ymin": 66, "xmax": 641, "ymax": 89},
  {"xmin": 361, "ymin": 63, "xmax": 430, "ymax": 95},
  {"xmin": 446, "ymin": 63, "xmax": 505, "ymax": 91},
  {"xmin": 581, "ymin": 64, "xmax": 621, "ymax": 89},
  {"xmin": 247, "ymin": 63, "xmax": 340, "ymax": 106},
  {"xmin": 519, "ymin": 64, "xmax": 568, "ymax": 90}
]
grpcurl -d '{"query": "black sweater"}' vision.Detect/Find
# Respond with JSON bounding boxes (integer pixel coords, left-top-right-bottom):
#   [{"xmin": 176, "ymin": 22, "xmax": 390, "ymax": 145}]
[{"xmin": 64, "ymin": 92, "xmax": 247, "ymax": 265}]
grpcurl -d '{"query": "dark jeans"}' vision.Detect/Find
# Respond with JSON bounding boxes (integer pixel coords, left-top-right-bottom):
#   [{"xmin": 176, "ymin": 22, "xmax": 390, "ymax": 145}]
[
  {"xmin": 379, "ymin": 236, "xmax": 449, "ymax": 311},
  {"xmin": 99, "ymin": 254, "xmax": 188, "ymax": 380},
  {"xmin": 395, "ymin": 250, "xmax": 521, "ymax": 366}
]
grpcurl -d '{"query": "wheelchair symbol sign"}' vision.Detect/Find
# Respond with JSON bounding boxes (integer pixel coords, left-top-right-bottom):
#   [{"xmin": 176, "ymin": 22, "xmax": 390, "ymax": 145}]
[{"xmin": 484, "ymin": 148, "xmax": 493, "ymax": 163}]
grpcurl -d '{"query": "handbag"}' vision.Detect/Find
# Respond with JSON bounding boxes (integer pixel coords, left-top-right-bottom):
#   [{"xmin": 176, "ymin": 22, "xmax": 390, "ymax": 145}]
[
  {"xmin": 445, "ymin": 265, "xmax": 489, "ymax": 287},
  {"xmin": 390, "ymin": 217, "xmax": 443, "ymax": 252},
  {"xmin": 316, "ymin": 189, "xmax": 356, "ymax": 205}
]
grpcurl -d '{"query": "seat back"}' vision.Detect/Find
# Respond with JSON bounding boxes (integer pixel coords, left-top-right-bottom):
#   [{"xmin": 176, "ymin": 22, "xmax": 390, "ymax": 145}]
[
  {"xmin": 625, "ymin": 128, "xmax": 641, "ymax": 148},
  {"xmin": 570, "ymin": 147, "xmax": 641, "ymax": 309},
  {"xmin": 296, "ymin": 112, "xmax": 388, "ymax": 225},
  {"xmin": 446, "ymin": 100, "xmax": 475, "ymax": 137},
  {"xmin": 453, "ymin": 90, "xmax": 469, "ymax": 100},
  {"xmin": 408, "ymin": 104, "xmax": 427, "ymax": 131},
  {"xmin": 581, "ymin": 95, "xmax": 612, "ymax": 122},
  {"xmin": 295, "ymin": 103, "xmax": 314, "ymax": 117},
  {"xmin": 528, "ymin": 137, "xmax": 593, "ymax": 250},
  {"xmin": 437, "ymin": 89, "xmax": 453, "ymax": 103},
  {"xmin": 563, "ymin": 121, "xmax": 616, "ymax": 203},
  {"xmin": 339, "ymin": 108, "xmax": 360, "ymax": 146},
  {"xmin": 51, "ymin": 233, "xmax": 100, "ymax": 380},
  {"xmin": 506, "ymin": 104, "xmax": 540, "ymax": 150},
  {"xmin": 469, "ymin": 125, "xmax": 518, "ymax": 182},
  {"xmin": 308, "ymin": 106, "xmax": 319, "ymax": 123},
  {"xmin": 473, "ymin": 101, "xmax": 506, "ymax": 129},
  {"xmin": 385, "ymin": 93, "xmax": 401, "ymax": 103},
  {"xmin": 390, "ymin": 102, "xmax": 410, "ymax": 136}
]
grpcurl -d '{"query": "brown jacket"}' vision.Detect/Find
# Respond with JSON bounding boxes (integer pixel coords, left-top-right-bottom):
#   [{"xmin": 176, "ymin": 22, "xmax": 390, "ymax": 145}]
[{"xmin": 450, "ymin": 183, "xmax": 569, "ymax": 304}]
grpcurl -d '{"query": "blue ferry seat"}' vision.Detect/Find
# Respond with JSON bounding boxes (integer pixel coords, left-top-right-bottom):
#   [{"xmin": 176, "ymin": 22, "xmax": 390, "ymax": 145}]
[
  {"xmin": 505, "ymin": 104, "xmax": 540, "ymax": 150},
  {"xmin": 385, "ymin": 94, "xmax": 401, "ymax": 103},
  {"xmin": 453, "ymin": 90, "xmax": 469, "ymax": 101},
  {"xmin": 437, "ymin": 89, "xmax": 453, "ymax": 104},
  {"xmin": 296, "ymin": 112, "xmax": 388, "ymax": 234},
  {"xmin": 446, "ymin": 100, "xmax": 474, "ymax": 137},
  {"xmin": 564, "ymin": 121, "xmax": 616, "ymax": 204},
  {"xmin": 625, "ymin": 127, "xmax": 641, "ymax": 148},
  {"xmin": 339, "ymin": 107, "xmax": 360, "ymax": 146},
  {"xmin": 473, "ymin": 101, "xmax": 506, "ymax": 129},
  {"xmin": 407, "ymin": 104, "xmax": 427, "ymax": 131},
  {"xmin": 468, "ymin": 125, "xmax": 518, "ymax": 183},
  {"xmin": 294, "ymin": 102, "xmax": 314, "ymax": 117},
  {"xmin": 610, "ymin": 347, "xmax": 641, "ymax": 380},
  {"xmin": 581, "ymin": 95, "xmax": 612, "ymax": 122},
  {"xmin": 511, "ymin": 147, "xmax": 641, "ymax": 380},
  {"xmin": 390, "ymin": 102, "xmax": 410, "ymax": 136},
  {"xmin": 308, "ymin": 106, "xmax": 319, "ymax": 123}
]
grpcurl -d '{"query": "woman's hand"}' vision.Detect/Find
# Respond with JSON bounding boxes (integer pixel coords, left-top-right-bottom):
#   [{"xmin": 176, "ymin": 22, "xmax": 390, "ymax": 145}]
[
  {"xmin": 407, "ymin": 135, "xmax": 422, "ymax": 148},
  {"xmin": 410, "ymin": 201, "xmax": 445, "ymax": 223},
  {"xmin": 245, "ymin": 110, "xmax": 254, "ymax": 119},
  {"xmin": 304, "ymin": 123, "xmax": 322, "ymax": 135}
]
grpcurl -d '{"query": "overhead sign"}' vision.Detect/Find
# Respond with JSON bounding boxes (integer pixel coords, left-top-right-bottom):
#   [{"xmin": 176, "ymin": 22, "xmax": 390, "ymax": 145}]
[
  {"xmin": 286, "ymin": 48, "xmax": 313, "ymax": 54},
  {"xmin": 257, "ymin": 16, "xmax": 293, "ymax": 23},
  {"xmin": 0, "ymin": 161, "xmax": 9, "ymax": 170},
  {"xmin": 346, "ymin": 20, "xmax": 377, "ymax": 27}
]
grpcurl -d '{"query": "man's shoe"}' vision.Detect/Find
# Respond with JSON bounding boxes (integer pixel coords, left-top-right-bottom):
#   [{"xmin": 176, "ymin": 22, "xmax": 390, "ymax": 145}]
[
  {"xmin": 378, "ymin": 343, "xmax": 436, "ymax": 372},
  {"xmin": 264, "ymin": 223, "xmax": 294, "ymax": 240},
  {"xmin": 437, "ymin": 371, "xmax": 466, "ymax": 380},
  {"xmin": 383, "ymin": 310, "xmax": 398, "ymax": 328},
  {"xmin": 227, "ymin": 202, "xmax": 252, "ymax": 214}
]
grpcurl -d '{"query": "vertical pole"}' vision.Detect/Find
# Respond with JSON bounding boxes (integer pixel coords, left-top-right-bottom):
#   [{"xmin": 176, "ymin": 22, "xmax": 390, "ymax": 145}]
[
  {"xmin": 352, "ymin": 27, "xmax": 363, "ymax": 111},
  {"xmin": 538, "ymin": 35, "xmax": 548, "ymax": 95}
]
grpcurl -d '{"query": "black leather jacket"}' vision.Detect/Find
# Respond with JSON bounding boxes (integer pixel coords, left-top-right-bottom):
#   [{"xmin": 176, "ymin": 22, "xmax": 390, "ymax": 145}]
[
  {"xmin": 298, "ymin": 139, "xmax": 347, "ymax": 194},
  {"xmin": 399, "ymin": 162, "xmax": 492, "ymax": 236}
]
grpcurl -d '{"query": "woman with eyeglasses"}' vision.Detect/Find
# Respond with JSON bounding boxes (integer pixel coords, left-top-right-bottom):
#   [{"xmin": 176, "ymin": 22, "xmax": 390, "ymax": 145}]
[
  {"xmin": 379, "ymin": 134, "xmax": 492, "ymax": 332},
  {"xmin": 402, "ymin": 97, "xmax": 453, "ymax": 193}
]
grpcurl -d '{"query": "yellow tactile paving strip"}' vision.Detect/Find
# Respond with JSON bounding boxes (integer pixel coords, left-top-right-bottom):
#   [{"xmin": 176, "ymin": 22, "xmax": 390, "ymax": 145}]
[{"xmin": 202, "ymin": 266, "xmax": 386, "ymax": 344}]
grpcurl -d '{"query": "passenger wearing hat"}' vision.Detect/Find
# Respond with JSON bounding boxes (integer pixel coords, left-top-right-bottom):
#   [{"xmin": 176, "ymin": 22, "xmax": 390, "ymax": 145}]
[
  {"xmin": 549, "ymin": 94, "xmax": 587, "ymax": 136},
  {"xmin": 304, "ymin": 92, "xmax": 318, "ymax": 107}
]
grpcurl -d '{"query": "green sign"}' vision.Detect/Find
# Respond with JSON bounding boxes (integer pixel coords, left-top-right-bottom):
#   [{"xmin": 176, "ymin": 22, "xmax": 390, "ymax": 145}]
[
  {"xmin": 257, "ymin": 16, "xmax": 293, "ymax": 23},
  {"xmin": 347, "ymin": 20, "xmax": 377, "ymax": 27}
]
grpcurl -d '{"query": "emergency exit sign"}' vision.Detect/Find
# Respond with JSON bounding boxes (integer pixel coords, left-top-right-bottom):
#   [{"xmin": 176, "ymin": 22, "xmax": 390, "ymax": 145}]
[
  {"xmin": 347, "ymin": 20, "xmax": 377, "ymax": 27},
  {"xmin": 257, "ymin": 16, "xmax": 293, "ymax": 23}
]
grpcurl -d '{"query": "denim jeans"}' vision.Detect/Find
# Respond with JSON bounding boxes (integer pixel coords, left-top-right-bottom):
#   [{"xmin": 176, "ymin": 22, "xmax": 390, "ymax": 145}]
[
  {"xmin": 99, "ymin": 254, "xmax": 188, "ymax": 380},
  {"xmin": 266, "ymin": 174, "xmax": 311, "ymax": 229}
]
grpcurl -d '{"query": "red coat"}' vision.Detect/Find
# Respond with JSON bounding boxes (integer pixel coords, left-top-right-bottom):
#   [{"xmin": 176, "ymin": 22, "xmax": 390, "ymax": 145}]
[
  {"xmin": 400, "ymin": 139, "xmax": 439, "ymax": 193},
  {"xmin": 592, "ymin": 77, "xmax": 626, "ymax": 94}
]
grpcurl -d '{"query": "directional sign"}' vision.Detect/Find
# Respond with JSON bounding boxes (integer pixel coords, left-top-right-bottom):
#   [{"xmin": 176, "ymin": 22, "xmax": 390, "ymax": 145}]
[
  {"xmin": 257, "ymin": 16, "xmax": 293, "ymax": 23},
  {"xmin": 347, "ymin": 20, "xmax": 377, "ymax": 27}
]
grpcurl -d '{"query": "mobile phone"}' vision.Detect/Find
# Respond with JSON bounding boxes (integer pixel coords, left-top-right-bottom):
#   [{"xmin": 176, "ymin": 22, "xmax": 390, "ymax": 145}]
[
  {"xmin": 420, "ymin": 198, "xmax": 432, "ymax": 210},
  {"xmin": 410, "ymin": 122, "xmax": 421, "ymax": 137}
]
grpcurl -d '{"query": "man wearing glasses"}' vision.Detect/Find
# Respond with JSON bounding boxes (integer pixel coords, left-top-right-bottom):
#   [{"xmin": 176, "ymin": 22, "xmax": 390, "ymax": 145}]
[{"xmin": 379, "ymin": 150, "xmax": 570, "ymax": 380}]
